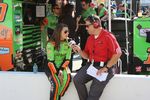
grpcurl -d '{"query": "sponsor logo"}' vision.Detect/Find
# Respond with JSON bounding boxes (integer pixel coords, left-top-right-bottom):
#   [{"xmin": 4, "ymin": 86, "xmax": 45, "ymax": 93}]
[
  {"xmin": 0, "ymin": 47, "xmax": 9, "ymax": 54},
  {"xmin": 0, "ymin": 3, "xmax": 8, "ymax": 22},
  {"xmin": 0, "ymin": 25, "xmax": 12, "ymax": 40}
]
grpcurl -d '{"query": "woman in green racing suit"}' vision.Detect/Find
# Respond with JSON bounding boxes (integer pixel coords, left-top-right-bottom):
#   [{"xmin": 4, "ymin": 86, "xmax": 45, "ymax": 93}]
[{"xmin": 45, "ymin": 23, "xmax": 72, "ymax": 100}]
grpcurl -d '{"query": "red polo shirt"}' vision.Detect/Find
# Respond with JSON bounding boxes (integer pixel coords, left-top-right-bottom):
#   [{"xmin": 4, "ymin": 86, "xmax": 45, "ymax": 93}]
[{"xmin": 84, "ymin": 29, "xmax": 121, "ymax": 62}]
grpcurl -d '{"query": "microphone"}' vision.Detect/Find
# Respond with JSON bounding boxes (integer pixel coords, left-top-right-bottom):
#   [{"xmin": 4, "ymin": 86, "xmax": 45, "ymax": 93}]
[
  {"xmin": 67, "ymin": 37, "xmax": 76, "ymax": 47},
  {"xmin": 67, "ymin": 37, "xmax": 79, "ymax": 53}
]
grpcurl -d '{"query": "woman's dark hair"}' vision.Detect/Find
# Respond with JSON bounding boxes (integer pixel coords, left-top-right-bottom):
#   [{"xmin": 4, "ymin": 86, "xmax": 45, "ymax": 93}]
[
  {"xmin": 50, "ymin": 23, "xmax": 68, "ymax": 50},
  {"xmin": 63, "ymin": 4, "xmax": 74, "ymax": 16},
  {"xmin": 59, "ymin": 3, "xmax": 74, "ymax": 22}
]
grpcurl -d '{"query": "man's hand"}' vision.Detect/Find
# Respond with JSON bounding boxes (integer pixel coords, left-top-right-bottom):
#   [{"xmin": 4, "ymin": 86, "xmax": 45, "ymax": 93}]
[
  {"xmin": 72, "ymin": 45, "xmax": 89, "ymax": 59},
  {"xmin": 72, "ymin": 45, "xmax": 81, "ymax": 53},
  {"xmin": 76, "ymin": 15, "xmax": 81, "ymax": 22},
  {"xmin": 42, "ymin": 18, "xmax": 48, "ymax": 25},
  {"xmin": 75, "ymin": 16, "xmax": 81, "ymax": 32},
  {"xmin": 96, "ymin": 67, "xmax": 108, "ymax": 76}
]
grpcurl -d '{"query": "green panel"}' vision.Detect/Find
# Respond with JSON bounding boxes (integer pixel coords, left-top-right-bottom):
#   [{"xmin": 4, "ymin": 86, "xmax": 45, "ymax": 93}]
[
  {"xmin": 134, "ymin": 17, "xmax": 150, "ymax": 61},
  {"xmin": 22, "ymin": 25, "xmax": 42, "ymax": 49},
  {"xmin": 42, "ymin": 27, "xmax": 47, "ymax": 49},
  {"xmin": 12, "ymin": 1, "xmax": 23, "ymax": 55}
]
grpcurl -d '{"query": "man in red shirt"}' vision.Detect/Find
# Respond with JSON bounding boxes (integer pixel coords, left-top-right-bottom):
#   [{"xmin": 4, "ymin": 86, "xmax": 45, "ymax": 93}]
[{"xmin": 72, "ymin": 15, "xmax": 122, "ymax": 100}]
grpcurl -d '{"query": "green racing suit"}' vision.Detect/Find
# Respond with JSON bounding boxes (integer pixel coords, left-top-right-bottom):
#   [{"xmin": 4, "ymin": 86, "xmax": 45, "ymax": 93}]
[{"xmin": 46, "ymin": 41, "xmax": 72, "ymax": 100}]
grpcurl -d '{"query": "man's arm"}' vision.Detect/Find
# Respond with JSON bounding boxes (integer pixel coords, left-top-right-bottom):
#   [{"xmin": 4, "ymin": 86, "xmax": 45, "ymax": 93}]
[
  {"xmin": 105, "ymin": 34, "xmax": 122, "ymax": 68},
  {"xmin": 78, "ymin": 49, "xmax": 89, "ymax": 59},
  {"xmin": 72, "ymin": 45, "xmax": 89, "ymax": 59},
  {"xmin": 96, "ymin": 52, "xmax": 122, "ymax": 75},
  {"xmin": 105, "ymin": 52, "xmax": 122, "ymax": 68}
]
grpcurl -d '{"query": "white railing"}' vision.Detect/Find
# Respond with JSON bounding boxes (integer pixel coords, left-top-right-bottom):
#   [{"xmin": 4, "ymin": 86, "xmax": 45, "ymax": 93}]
[{"xmin": 0, "ymin": 72, "xmax": 150, "ymax": 100}]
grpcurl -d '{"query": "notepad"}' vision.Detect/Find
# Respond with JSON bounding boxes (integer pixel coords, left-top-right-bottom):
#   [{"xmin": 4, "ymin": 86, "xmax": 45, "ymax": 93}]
[{"xmin": 87, "ymin": 64, "xmax": 108, "ymax": 82}]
